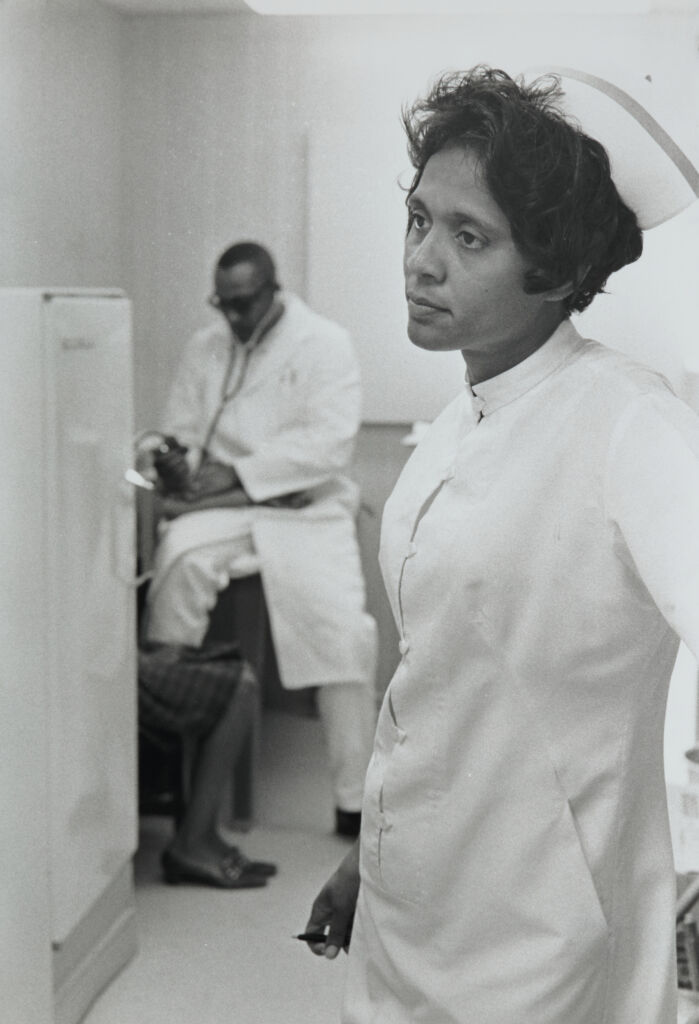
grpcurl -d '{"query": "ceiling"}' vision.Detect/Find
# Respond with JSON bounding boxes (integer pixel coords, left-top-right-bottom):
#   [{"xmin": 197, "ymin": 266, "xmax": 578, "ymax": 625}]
[
  {"xmin": 99, "ymin": 0, "xmax": 252, "ymax": 12},
  {"xmin": 98, "ymin": 0, "xmax": 696, "ymax": 13}
]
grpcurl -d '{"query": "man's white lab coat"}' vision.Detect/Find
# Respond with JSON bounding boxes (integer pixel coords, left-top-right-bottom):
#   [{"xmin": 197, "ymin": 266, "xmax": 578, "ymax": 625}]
[{"xmin": 146, "ymin": 293, "xmax": 377, "ymax": 691}]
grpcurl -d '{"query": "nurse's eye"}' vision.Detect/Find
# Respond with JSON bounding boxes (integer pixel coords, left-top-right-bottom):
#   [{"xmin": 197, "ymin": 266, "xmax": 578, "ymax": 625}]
[
  {"xmin": 407, "ymin": 207, "xmax": 428, "ymax": 233},
  {"xmin": 457, "ymin": 229, "xmax": 485, "ymax": 251}
]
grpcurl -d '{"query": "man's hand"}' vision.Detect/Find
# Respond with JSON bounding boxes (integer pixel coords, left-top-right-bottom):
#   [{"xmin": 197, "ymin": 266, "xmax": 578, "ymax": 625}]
[
  {"xmin": 189, "ymin": 459, "xmax": 239, "ymax": 498},
  {"xmin": 152, "ymin": 443, "xmax": 191, "ymax": 496},
  {"xmin": 303, "ymin": 841, "xmax": 360, "ymax": 960},
  {"xmin": 154, "ymin": 482, "xmax": 312, "ymax": 521},
  {"xmin": 263, "ymin": 491, "xmax": 311, "ymax": 509},
  {"xmin": 155, "ymin": 488, "xmax": 252, "ymax": 520}
]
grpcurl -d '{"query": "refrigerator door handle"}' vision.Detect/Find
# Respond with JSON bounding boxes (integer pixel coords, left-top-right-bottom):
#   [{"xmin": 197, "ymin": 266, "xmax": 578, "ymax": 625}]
[{"xmin": 124, "ymin": 467, "xmax": 155, "ymax": 490}]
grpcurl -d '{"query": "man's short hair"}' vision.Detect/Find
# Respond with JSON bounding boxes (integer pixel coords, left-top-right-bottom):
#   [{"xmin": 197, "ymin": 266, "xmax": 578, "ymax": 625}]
[
  {"xmin": 402, "ymin": 66, "xmax": 643, "ymax": 314},
  {"xmin": 216, "ymin": 241, "xmax": 278, "ymax": 288}
]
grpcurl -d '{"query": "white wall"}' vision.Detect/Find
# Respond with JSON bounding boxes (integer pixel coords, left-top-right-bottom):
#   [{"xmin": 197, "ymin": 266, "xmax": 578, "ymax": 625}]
[
  {"xmin": 1, "ymin": 8, "xmax": 125, "ymax": 1021},
  {"xmin": 117, "ymin": 12, "xmax": 699, "ymax": 711},
  {"xmin": 3, "ymin": 8, "xmax": 695, "ymax": 423},
  {"xmin": 0, "ymin": 5, "xmax": 124, "ymax": 288},
  {"xmin": 0, "ymin": 290, "xmax": 54, "ymax": 1022},
  {"xmin": 119, "ymin": 13, "xmax": 313, "ymax": 422},
  {"xmin": 306, "ymin": 17, "xmax": 699, "ymax": 419},
  {"xmin": 118, "ymin": 11, "xmax": 699, "ymax": 426}
]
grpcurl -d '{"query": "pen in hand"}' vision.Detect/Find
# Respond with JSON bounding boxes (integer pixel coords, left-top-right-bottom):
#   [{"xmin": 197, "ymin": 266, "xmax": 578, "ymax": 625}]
[{"xmin": 294, "ymin": 931, "xmax": 327, "ymax": 943}]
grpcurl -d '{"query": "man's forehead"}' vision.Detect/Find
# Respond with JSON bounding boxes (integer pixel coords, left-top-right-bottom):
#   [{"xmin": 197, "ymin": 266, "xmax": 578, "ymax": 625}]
[{"xmin": 215, "ymin": 261, "xmax": 265, "ymax": 293}]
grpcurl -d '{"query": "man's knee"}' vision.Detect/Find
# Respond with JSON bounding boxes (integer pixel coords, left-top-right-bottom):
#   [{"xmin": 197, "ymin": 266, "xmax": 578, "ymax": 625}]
[{"xmin": 173, "ymin": 551, "xmax": 219, "ymax": 590}]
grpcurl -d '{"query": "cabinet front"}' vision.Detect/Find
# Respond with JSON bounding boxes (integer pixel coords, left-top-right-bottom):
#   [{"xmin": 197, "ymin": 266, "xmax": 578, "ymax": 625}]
[{"xmin": 43, "ymin": 295, "xmax": 137, "ymax": 945}]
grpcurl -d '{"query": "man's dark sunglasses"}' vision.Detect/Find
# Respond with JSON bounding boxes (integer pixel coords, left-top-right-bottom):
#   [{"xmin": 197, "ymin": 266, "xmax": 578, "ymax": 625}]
[{"xmin": 209, "ymin": 283, "xmax": 270, "ymax": 316}]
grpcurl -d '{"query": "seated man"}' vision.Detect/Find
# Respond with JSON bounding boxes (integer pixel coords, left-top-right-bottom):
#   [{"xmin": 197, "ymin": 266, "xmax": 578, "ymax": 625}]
[{"xmin": 144, "ymin": 241, "xmax": 378, "ymax": 837}]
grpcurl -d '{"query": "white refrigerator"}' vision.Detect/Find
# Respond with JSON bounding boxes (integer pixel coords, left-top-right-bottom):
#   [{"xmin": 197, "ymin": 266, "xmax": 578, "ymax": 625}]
[{"xmin": 0, "ymin": 288, "xmax": 138, "ymax": 1024}]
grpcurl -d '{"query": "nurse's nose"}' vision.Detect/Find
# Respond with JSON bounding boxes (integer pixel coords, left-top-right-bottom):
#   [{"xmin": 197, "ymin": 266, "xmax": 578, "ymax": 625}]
[{"xmin": 404, "ymin": 227, "xmax": 446, "ymax": 283}]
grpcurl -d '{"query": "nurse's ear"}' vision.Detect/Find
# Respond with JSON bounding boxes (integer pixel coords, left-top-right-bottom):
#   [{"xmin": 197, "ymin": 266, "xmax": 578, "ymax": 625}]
[{"xmin": 542, "ymin": 264, "xmax": 592, "ymax": 304}]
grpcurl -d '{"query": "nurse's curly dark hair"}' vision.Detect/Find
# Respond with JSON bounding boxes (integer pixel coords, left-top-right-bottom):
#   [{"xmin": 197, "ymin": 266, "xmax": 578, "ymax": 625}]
[{"xmin": 402, "ymin": 66, "xmax": 643, "ymax": 314}]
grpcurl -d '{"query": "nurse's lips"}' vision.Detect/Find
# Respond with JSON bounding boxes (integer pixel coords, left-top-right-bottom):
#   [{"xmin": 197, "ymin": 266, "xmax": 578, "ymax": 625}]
[{"xmin": 406, "ymin": 293, "xmax": 449, "ymax": 317}]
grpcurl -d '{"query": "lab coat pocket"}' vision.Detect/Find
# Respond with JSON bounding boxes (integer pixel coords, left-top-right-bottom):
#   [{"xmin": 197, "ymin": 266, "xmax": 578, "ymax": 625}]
[{"xmin": 266, "ymin": 364, "xmax": 304, "ymax": 431}]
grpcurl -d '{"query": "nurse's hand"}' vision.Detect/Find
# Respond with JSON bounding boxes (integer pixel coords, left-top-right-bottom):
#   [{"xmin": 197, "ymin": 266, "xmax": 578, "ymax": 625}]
[{"xmin": 304, "ymin": 841, "xmax": 360, "ymax": 960}]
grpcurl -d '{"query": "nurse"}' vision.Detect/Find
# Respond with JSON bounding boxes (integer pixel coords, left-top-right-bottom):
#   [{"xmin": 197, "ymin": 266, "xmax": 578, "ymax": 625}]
[{"xmin": 304, "ymin": 66, "xmax": 699, "ymax": 1023}]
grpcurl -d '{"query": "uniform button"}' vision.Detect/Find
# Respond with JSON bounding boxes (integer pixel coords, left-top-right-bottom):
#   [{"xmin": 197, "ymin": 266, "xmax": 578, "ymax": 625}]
[
  {"xmin": 379, "ymin": 812, "xmax": 392, "ymax": 832},
  {"xmin": 396, "ymin": 728, "xmax": 407, "ymax": 744},
  {"xmin": 442, "ymin": 464, "xmax": 455, "ymax": 482},
  {"xmin": 398, "ymin": 639, "xmax": 410, "ymax": 656},
  {"xmin": 406, "ymin": 542, "xmax": 417, "ymax": 557}
]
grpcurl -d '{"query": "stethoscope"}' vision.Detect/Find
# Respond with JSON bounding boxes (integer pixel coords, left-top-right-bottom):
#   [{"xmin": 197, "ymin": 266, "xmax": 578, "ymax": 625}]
[
  {"xmin": 199, "ymin": 342, "xmax": 254, "ymax": 459},
  {"xmin": 134, "ymin": 299, "xmax": 285, "ymax": 477},
  {"xmin": 199, "ymin": 298, "xmax": 287, "ymax": 460}
]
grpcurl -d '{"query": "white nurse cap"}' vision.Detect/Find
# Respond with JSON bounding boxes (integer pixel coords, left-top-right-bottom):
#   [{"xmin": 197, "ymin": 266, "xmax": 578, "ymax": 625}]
[{"xmin": 522, "ymin": 66, "xmax": 699, "ymax": 230}]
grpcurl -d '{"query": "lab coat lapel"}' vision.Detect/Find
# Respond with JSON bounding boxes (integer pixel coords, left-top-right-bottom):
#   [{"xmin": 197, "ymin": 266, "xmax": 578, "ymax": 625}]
[{"xmin": 238, "ymin": 295, "xmax": 312, "ymax": 397}]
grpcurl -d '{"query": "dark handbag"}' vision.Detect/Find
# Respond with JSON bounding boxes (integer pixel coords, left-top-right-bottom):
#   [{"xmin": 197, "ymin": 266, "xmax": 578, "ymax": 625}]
[{"xmin": 138, "ymin": 641, "xmax": 252, "ymax": 740}]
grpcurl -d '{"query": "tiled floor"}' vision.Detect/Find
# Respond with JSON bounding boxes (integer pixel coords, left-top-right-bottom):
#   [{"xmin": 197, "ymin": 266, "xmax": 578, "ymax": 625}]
[{"xmin": 83, "ymin": 710, "xmax": 352, "ymax": 1024}]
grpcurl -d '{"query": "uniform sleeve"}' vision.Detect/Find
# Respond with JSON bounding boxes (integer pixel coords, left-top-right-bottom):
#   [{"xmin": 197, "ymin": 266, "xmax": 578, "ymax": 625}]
[
  {"xmin": 233, "ymin": 330, "xmax": 362, "ymax": 502},
  {"xmin": 605, "ymin": 391, "xmax": 699, "ymax": 660}
]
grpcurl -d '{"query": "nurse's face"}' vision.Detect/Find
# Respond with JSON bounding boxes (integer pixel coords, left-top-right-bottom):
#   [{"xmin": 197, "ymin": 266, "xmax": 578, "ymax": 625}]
[{"xmin": 404, "ymin": 144, "xmax": 565, "ymax": 381}]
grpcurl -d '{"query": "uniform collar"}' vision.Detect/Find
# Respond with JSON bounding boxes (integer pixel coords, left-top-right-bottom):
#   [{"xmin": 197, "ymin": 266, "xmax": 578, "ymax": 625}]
[{"xmin": 467, "ymin": 318, "xmax": 584, "ymax": 417}]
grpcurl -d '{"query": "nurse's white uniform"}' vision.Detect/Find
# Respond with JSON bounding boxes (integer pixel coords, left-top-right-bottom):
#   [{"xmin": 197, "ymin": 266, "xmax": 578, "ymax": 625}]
[{"xmin": 344, "ymin": 320, "xmax": 699, "ymax": 1023}]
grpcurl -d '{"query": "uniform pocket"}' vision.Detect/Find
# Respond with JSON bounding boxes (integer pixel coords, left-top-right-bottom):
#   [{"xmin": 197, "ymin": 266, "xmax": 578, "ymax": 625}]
[
  {"xmin": 359, "ymin": 684, "xmax": 446, "ymax": 907},
  {"xmin": 558, "ymin": 796, "xmax": 610, "ymax": 939},
  {"xmin": 372, "ymin": 743, "xmax": 442, "ymax": 906},
  {"xmin": 376, "ymin": 804, "xmax": 436, "ymax": 906}
]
